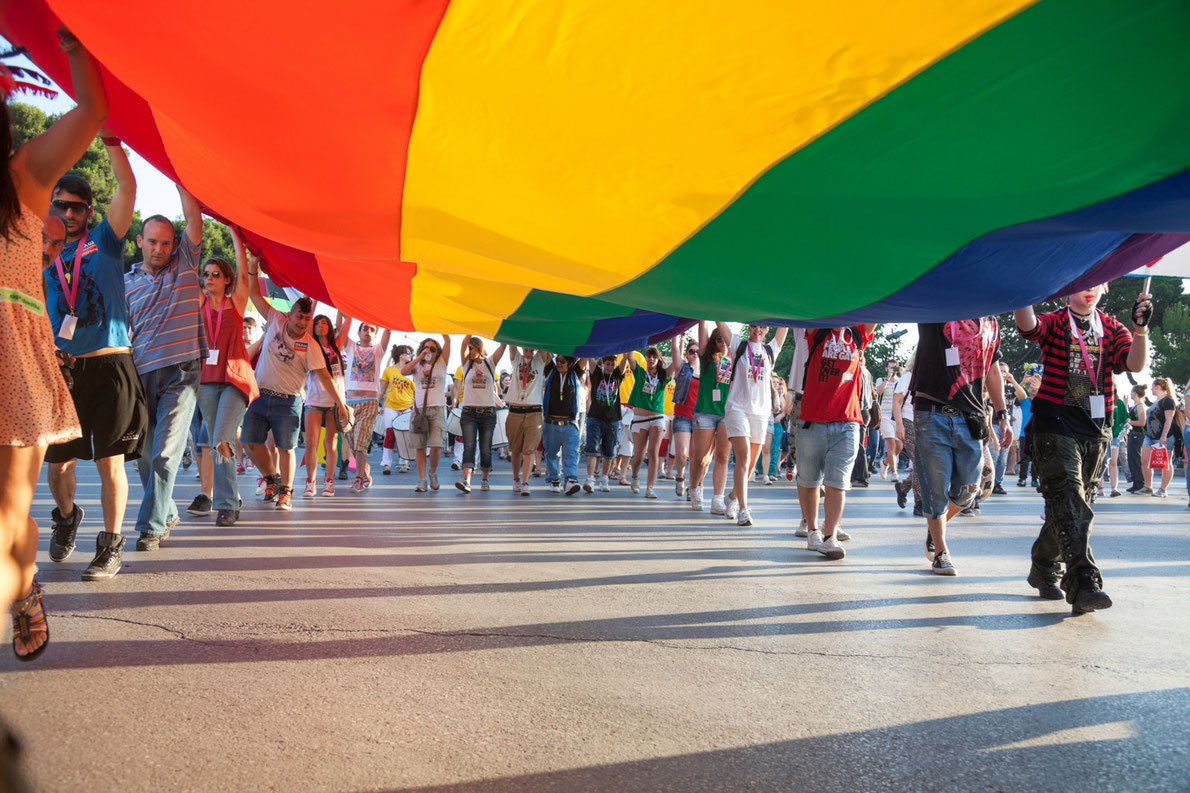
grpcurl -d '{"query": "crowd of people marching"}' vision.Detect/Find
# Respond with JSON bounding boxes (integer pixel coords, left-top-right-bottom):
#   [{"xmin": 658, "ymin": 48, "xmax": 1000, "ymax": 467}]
[{"xmin": 2, "ymin": 34, "xmax": 1186, "ymax": 665}]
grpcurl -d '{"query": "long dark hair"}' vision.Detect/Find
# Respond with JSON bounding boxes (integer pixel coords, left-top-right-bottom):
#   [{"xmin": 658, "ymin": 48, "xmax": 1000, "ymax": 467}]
[
  {"xmin": 701, "ymin": 326, "xmax": 727, "ymax": 372},
  {"xmin": 1, "ymin": 103, "xmax": 21, "ymax": 241},
  {"xmin": 311, "ymin": 314, "xmax": 341, "ymax": 369}
]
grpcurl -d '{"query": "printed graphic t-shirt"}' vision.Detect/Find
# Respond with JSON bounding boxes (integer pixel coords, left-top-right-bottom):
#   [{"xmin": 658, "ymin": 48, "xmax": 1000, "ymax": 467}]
[
  {"xmin": 254, "ymin": 308, "xmax": 326, "ymax": 396},
  {"xmin": 694, "ymin": 354, "xmax": 732, "ymax": 417},
  {"xmin": 797, "ymin": 327, "xmax": 873, "ymax": 424},
  {"xmin": 507, "ymin": 351, "xmax": 546, "ymax": 405},
  {"xmin": 460, "ymin": 356, "xmax": 498, "ymax": 407},
  {"xmin": 909, "ymin": 319, "xmax": 1002, "ymax": 416},
  {"xmin": 342, "ymin": 339, "xmax": 385, "ymax": 400},
  {"xmin": 381, "ymin": 365, "xmax": 415, "ymax": 411},
  {"xmin": 588, "ymin": 368, "xmax": 624, "ymax": 422}
]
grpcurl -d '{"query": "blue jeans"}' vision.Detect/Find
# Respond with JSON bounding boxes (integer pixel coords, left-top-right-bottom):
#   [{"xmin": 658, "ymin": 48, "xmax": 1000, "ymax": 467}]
[
  {"xmin": 794, "ymin": 421, "xmax": 859, "ymax": 490},
  {"xmin": 460, "ymin": 407, "xmax": 497, "ymax": 472},
  {"xmin": 198, "ymin": 383, "xmax": 249, "ymax": 511},
  {"xmin": 993, "ymin": 441, "xmax": 1009, "ymax": 485},
  {"xmin": 914, "ymin": 408, "xmax": 983, "ymax": 520},
  {"xmin": 585, "ymin": 416, "xmax": 618, "ymax": 459},
  {"xmin": 136, "ymin": 361, "xmax": 200, "ymax": 535},
  {"xmin": 543, "ymin": 419, "xmax": 580, "ymax": 483},
  {"xmin": 242, "ymin": 393, "xmax": 303, "ymax": 449},
  {"xmin": 1184, "ymin": 426, "xmax": 1190, "ymax": 498}
]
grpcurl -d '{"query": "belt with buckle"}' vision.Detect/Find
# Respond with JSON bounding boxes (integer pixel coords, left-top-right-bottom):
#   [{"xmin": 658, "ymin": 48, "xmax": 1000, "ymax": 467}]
[
  {"xmin": 260, "ymin": 388, "xmax": 295, "ymax": 399},
  {"xmin": 508, "ymin": 404, "xmax": 539, "ymax": 414},
  {"xmin": 917, "ymin": 402, "xmax": 961, "ymax": 416},
  {"xmin": 546, "ymin": 417, "xmax": 573, "ymax": 426}
]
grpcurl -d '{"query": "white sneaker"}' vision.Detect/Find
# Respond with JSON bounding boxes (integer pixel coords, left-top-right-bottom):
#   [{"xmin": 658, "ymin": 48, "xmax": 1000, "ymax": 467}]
[
  {"xmin": 599, "ymin": 477, "xmax": 611, "ymax": 493},
  {"xmin": 890, "ymin": 470, "xmax": 900, "ymax": 483},
  {"xmin": 795, "ymin": 518, "xmax": 808, "ymax": 538},
  {"xmin": 583, "ymin": 477, "xmax": 595, "ymax": 493},
  {"xmin": 521, "ymin": 484, "xmax": 532, "ymax": 497},
  {"xmin": 1154, "ymin": 488, "xmax": 1168, "ymax": 498},
  {"xmin": 710, "ymin": 496, "xmax": 726, "ymax": 515},
  {"xmin": 645, "ymin": 486, "xmax": 657, "ymax": 499},
  {"xmin": 675, "ymin": 479, "xmax": 685, "ymax": 497},
  {"xmin": 630, "ymin": 476, "xmax": 640, "ymax": 494},
  {"xmin": 414, "ymin": 479, "xmax": 428, "ymax": 493},
  {"xmin": 932, "ymin": 551, "xmax": 957, "ymax": 576},
  {"xmin": 818, "ymin": 533, "xmax": 846, "ymax": 560},
  {"xmin": 764, "ymin": 476, "xmax": 775, "ymax": 486},
  {"xmin": 691, "ymin": 487, "xmax": 704, "ymax": 511},
  {"xmin": 549, "ymin": 481, "xmax": 562, "ymax": 493},
  {"xmin": 303, "ymin": 479, "xmax": 316, "ymax": 498},
  {"xmin": 512, "ymin": 479, "xmax": 522, "ymax": 494},
  {"xmin": 397, "ymin": 464, "xmax": 410, "ymax": 474},
  {"xmin": 737, "ymin": 507, "xmax": 752, "ymax": 527},
  {"xmin": 725, "ymin": 497, "xmax": 738, "ymax": 520},
  {"xmin": 835, "ymin": 528, "xmax": 851, "ymax": 542},
  {"xmin": 255, "ymin": 477, "xmax": 267, "ymax": 496},
  {"xmin": 806, "ymin": 529, "xmax": 824, "ymax": 551}
]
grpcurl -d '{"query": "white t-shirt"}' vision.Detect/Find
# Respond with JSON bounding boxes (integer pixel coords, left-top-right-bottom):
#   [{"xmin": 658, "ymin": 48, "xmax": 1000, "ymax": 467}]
[
  {"xmin": 342, "ymin": 339, "xmax": 385, "ymax": 399},
  {"xmin": 726, "ymin": 332, "xmax": 780, "ymax": 417},
  {"xmin": 460, "ymin": 356, "xmax": 498, "ymax": 407},
  {"xmin": 507, "ymin": 351, "xmax": 546, "ymax": 406},
  {"xmin": 787, "ymin": 328, "xmax": 809, "ymax": 395},
  {"xmin": 255, "ymin": 308, "xmax": 326, "ymax": 396},
  {"xmin": 305, "ymin": 344, "xmax": 344, "ymax": 408},
  {"xmin": 411, "ymin": 358, "xmax": 448, "ymax": 408},
  {"xmin": 893, "ymin": 371, "xmax": 914, "ymax": 423}
]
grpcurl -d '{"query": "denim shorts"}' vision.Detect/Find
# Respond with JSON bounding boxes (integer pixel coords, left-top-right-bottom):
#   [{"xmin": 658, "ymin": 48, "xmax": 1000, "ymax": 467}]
[
  {"xmin": 693, "ymin": 411, "xmax": 725, "ymax": 431},
  {"xmin": 794, "ymin": 421, "xmax": 859, "ymax": 490},
  {"xmin": 672, "ymin": 415, "xmax": 694, "ymax": 434},
  {"xmin": 913, "ymin": 408, "xmax": 983, "ymax": 519},
  {"xmin": 242, "ymin": 393, "xmax": 303, "ymax": 450},
  {"xmin": 1142, "ymin": 434, "xmax": 1174, "ymax": 449},
  {"xmin": 585, "ymin": 416, "xmax": 618, "ymax": 459}
]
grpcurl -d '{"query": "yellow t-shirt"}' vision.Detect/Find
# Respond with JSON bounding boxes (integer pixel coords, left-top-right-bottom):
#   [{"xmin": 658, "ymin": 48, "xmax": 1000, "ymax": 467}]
[
  {"xmin": 619, "ymin": 351, "xmax": 645, "ymax": 405},
  {"xmin": 381, "ymin": 365, "xmax": 415, "ymax": 411},
  {"xmin": 663, "ymin": 378, "xmax": 677, "ymax": 416}
]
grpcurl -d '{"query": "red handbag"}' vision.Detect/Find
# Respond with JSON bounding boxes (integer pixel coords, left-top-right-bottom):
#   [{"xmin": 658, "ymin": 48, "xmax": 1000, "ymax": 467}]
[{"xmin": 1149, "ymin": 446, "xmax": 1170, "ymax": 470}]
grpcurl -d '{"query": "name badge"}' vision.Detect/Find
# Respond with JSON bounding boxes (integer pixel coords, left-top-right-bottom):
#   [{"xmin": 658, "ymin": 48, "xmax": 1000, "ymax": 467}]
[
  {"xmin": 945, "ymin": 347, "xmax": 960, "ymax": 366},
  {"xmin": 712, "ymin": 389, "xmax": 721, "ymax": 402},
  {"xmin": 842, "ymin": 371, "xmax": 854, "ymax": 382},
  {"xmin": 58, "ymin": 314, "xmax": 77, "ymax": 340},
  {"xmin": 293, "ymin": 341, "xmax": 308, "ymax": 351},
  {"xmin": 1089, "ymin": 394, "xmax": 1106, "ymax": 419},
  {"xmin": 206, "ymin": 349, "xmax": 220, "ymax": 366}
]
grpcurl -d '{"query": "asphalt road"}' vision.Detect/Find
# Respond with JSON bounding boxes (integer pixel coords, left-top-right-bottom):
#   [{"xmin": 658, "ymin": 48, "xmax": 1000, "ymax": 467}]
[{"xmin": 2, "ymin": 457, "xmax": 1188, "ymax": 792}]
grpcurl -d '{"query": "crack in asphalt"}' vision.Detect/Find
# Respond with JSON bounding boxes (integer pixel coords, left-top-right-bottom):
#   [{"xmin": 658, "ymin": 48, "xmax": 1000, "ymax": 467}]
[{"xmin": 51, "ymin": 615, "xmax": 1132, "ymax": 673}]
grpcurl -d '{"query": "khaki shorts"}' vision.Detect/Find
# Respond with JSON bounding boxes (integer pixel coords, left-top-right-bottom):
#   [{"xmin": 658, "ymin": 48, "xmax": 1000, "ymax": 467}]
[
  {"xmin": 347, "ymin": 400, "xmax": 379, "ymax": 452},
  {"xmin": 410, "ymin": 406, "xmax": 447, "ymax": 450},
  {"xmin": 506, "ymin": 409, "xmax": 543, "ymax": 455}
]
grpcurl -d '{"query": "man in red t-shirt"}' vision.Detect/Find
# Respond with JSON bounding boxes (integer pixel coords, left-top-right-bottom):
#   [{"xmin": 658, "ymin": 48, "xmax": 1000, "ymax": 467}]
[
  {"xmin": 794, "ymin": 325, "xmax": 875, "ymax": 560},
  {"xmin": 1014, "ymin": 282, "xmax": 1152, "ymax": 615}
]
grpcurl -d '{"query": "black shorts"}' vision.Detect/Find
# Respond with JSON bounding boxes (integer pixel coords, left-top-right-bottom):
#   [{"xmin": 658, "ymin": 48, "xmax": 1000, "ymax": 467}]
[{"xmin": 45, "ymin": 352, "xmax": 147, "ymax": 464}]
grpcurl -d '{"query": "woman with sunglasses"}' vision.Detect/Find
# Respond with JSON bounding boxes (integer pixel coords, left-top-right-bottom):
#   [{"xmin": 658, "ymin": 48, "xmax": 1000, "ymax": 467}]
[
  {"xmin": 402, "ymin": 335, "xmax": 452, "ymax": 491},
  {"xmin": 195, "ymin": 228, "xmax": 258, "ymax": 525},
  {"xmin": 625, "ymin": 336, "xmax": 683, "ymax": 498},
  {"xmin": 303, "ymin": 314, "xmax": 346, "ymax": 497},
  {"xmin": 688, "ymin": 322, "xmax": 732, "ymax": 513}
]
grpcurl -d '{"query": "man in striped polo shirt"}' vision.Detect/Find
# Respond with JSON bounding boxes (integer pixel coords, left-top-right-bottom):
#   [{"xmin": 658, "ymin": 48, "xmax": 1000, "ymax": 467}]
[
  {"xmin": 123, "ymin": 185, "xmax": 205, "ymax": 551},
  {"xmin": 1014, "ymin": 283, "xmax": 1152, "ymax": 615}
]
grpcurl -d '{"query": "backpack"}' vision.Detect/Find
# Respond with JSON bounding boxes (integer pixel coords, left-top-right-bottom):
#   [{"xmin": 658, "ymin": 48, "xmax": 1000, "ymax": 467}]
[
  {"xmin": 672, "ymin": 362, "xmax": 695, "ymax": 405},
  {"xmin": 730, "ymin": 338, "xmax": 777, "ymax": 407}
]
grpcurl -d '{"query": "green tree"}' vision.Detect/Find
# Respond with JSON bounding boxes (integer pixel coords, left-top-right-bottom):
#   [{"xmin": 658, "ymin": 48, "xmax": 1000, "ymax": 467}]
[
  {"xmin": 200, "ymin": 218, "xmax": 234, "ymax": 267},
  {"xmin": 1151, "ymin": 302, "xmax": 1190, "ymax": 384}
]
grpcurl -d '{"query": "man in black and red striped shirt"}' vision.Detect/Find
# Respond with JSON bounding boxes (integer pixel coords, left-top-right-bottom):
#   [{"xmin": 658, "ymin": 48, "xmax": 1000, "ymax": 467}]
[{"xmin": 1014, "ymin": 283, "xmax": 1152, "ymax": 615}]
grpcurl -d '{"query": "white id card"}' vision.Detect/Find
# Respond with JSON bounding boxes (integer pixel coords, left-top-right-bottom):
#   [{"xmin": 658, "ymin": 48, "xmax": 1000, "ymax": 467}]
[
  {"xmin": 58, "ymin": 314, "xmax": 77, "ymax": 340},
  {"xmin": 945, "ymin": 347, "xmax": 960, "ymax": 366},
  {"xmin": 206, "ymin": 349, "xmax": 220, "ymax": 366},
  {"xmin": 712, "ymin": 389, "xmax": 721, "ymax": 402},
  {"xmin": 842, "ymin": 371, "xmax": 854, "ymax": 382},
  {"xmin": 1089, "ymin": 394, "xmax": 1106, "ymax": 419}
]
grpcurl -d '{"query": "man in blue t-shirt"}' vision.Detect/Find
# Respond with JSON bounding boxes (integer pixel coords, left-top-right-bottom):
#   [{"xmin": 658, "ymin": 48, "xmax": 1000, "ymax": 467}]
[
  {"xmin": 123, "ymin": 185, "xmax": 205, "ymax": 551},
  {"xmin": 43, "ymin": 138, "xmax": 145, "ymax": 583}
]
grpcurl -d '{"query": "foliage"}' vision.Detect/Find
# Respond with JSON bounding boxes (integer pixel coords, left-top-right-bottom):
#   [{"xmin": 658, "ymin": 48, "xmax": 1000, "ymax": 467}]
[
  {"xmin": 200, "ymin": 219, "xmax": 235, "ymax": 267},
  {"xmin": 1151, "ymin": 302, "xmax": 1190, "ymax": 385}
]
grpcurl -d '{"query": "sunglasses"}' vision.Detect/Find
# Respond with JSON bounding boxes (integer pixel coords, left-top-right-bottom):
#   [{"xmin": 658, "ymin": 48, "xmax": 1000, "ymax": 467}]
[
  {"xmin": 202, "ymin": 271, "xmax": 225, "ymax": 279},
  {"xmin": 51, "ymin": 199, "xmax": 91, "ymax": 214},
  {"xmin": 685, "ymin": 349, "xmax": 698, "ymax": 356}
]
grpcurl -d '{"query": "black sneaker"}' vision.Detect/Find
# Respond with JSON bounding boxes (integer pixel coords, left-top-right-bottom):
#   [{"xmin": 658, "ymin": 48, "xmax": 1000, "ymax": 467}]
[
  {"xmin": 992, "ymin": 484, "xmax": 1007, "ymax": 495},
  {"xmin": 1072, "ymin": 582, "xmax": 1113, "ymax": 615},
  {"xmin": 215, "ymin": 509, "xmax": 238, "ymax": 527},
  {"xmin": 912, "ymin": 504, "xmax": 923, "ymax": 517},
  {"xmin": 1027, "ymin": 570, "xmax": 1064, "ymax": 600},
  {"xmin": 49, "ymin": 504, "xmax": 83, "ymax": 563},
  {"xmin": 263, "ymin": 475, "xmax": 281, "ymax": 502},
  {"xmin": 187, "ymin": 493, "xmax": 213, "ymax": 516},
  {"xmin": 136, "ymin": 531, "xmax": 165, "ymax": 551},
  {"xmin": 82, "ymin": 532, "xmax": 124, "ymax": 580},
  {"xmin": 895, "ymin": 482, "xmax": 908, "ymax": 509},
  {"xmin": 337, "ymin": 462, "xmax": 350, "ymax": 481},
  {"xmin": 924, "ymin": 532, "xmax": 936, "ymax": 562},
  {"xmin": 1016, "ymin": 479, "xmax": 1027, "ymax": 487},
  {"xmin": 382, "ymin": 465, "xmax": 391, "ymax": 475}
]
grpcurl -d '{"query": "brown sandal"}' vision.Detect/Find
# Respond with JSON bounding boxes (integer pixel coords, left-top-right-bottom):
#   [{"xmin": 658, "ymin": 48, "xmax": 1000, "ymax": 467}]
[{"xmin": 11, "ymin": 580, "xmax": 48, "ymax": 662}]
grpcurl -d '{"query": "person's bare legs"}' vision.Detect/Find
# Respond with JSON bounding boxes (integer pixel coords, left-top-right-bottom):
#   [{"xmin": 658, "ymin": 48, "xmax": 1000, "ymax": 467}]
[
  {"xmin": 629, "ymin": 429, "xmax": 648, "ymax": 481},
  {"xmin": 1142, "ymin": 447, "xmax": 1153, "ymax": 489},
  {"xmin": 689, "ymin": 428, "xmax": 714, "ymax": 491},
  {"xmin": 822, "ymin": 486, "xmax": 849, "ymax": 537},
  {"xmin": 1109, "ymin": 444, "xmax": 1120, "ymax": 492},
  {"xmin": 673, "ymin": 431, "xmax": 691, "ymax": 483},
  {"xmin": 428, "ymin": 445, "xmax": 442, "ymax": 475},
  {"xmin": 926, "ymin": 500, "xmax": 966, "ymax": 555},
  {"xmin": 1160, "ymin": 458, "xmax": 1174, "ymax": 491},
  {"xmin": 94, "ymin": 455, "xmax": 128, "ymax": 535},
  {"xmin": 277, "ymin": 448, "xmax": 297, "ymax": 489},
  {"xmin": 711, "ymin": 425, "xmax": 730, "ymax": 497},
  {"xmin": 645, "ymin": 426, "xmax": 664, "ymax": 488},
  {"xmin": 797, "ymin": 484, "xmax": 821, "ymax": 532},
  {"xmin": 304, "ymin": 412, "xmax": 324, "ymax": 484},
  {"xmin": 47, "ymin": 459, "xmax": 77, "ymax": 519},
  {"xmin": 249, "ymin": 444, "xmax": 275, "ymax": 479},
  {"xmin": 198, "ymin": 447, "xmax": 213, "ymax": 495},
  {"xmin": 884, "ymin": 437, "xmax": 903, "ymax": 477},
  {"xmin": 0, "ymin": 445, "xmax": 47, "ymax": 656},
  {"xmin": 729, "ymin": 436, "xmax": 762, "ymax": 511}
]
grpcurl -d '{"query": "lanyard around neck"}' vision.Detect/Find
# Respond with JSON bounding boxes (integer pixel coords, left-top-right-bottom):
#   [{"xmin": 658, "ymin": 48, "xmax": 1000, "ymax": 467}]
[
  {"xmin": 204, "ymin": 296, "xmax": 226, "ymax": 349},
  {"xmin": 53, "ymin": 228, "xmax": 89, "ymax": 315},
  {"xmin": 1068, "ymin": 308, "xmax": 1102, "ymax": 394}
]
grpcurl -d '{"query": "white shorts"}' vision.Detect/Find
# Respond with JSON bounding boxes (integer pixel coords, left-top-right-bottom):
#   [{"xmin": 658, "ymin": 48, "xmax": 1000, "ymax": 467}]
[
  {"xmin": 880, "ymin": 415, "xmax": 897, "ymax": 440},
  {"xmin": 725, "ymin": 411, "xmax": 767, "ymax": 442}
]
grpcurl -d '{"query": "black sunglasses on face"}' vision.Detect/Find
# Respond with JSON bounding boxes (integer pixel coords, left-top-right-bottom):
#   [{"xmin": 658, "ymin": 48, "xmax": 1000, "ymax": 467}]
[
  {"xmin": 51, "ymin": 199, "xmax": 91, "ymax": 214},
  {"xmin": 202, "ymin": 271, "xmax": 224, "ymax": 278}
]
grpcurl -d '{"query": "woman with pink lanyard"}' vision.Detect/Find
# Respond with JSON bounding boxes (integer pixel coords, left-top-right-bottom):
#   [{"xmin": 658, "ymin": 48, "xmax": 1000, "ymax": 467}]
[{"xmin": 196, "ymin": 228, "xmax": 258, "ymax": 527}]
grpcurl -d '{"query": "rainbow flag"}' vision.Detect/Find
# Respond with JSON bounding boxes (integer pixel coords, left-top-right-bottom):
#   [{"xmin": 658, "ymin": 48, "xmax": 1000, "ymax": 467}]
[{"xmin": 6, "ymin": 0, "xmax": 1190, "ymax": 353}]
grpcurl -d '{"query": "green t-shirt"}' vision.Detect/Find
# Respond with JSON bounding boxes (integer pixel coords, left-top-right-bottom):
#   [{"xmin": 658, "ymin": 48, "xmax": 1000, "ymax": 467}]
[
  {"xmin": 627, "ymin": 366, "xmax": 670, "ymax": 413},
  {"xmin": 1111, "ymin": 397, "xmax": 1128, "ymax": 437},
  {"xmin": 693, "ymin": 354, "xmax": 732, "ymax": 417}
]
